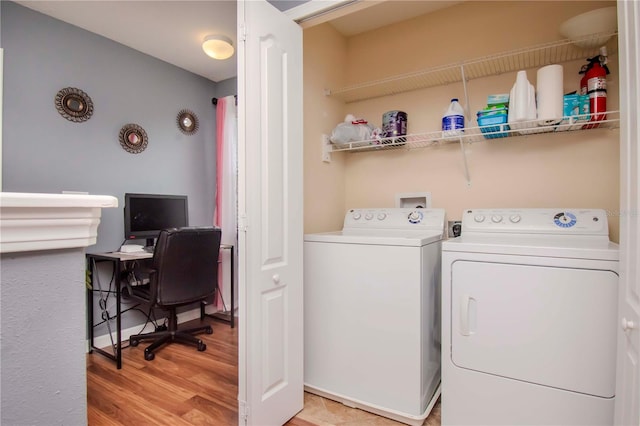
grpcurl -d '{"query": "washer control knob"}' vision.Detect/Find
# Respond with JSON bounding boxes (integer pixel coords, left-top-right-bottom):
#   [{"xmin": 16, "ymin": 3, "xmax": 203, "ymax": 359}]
[
  {"xmin": 408, "ymin": 211, "xmax": 423, "ymax": 224},
  {"xmin": 474, "ymin": 215, "xmax": 485, "ymax": 223},
  {"xmin": 365, "ymin": 213, "xmax": 374, "ymax": 220},
  {"xmin": 352, "ymin": 212, "xmax": 362, "ymax": 220},
  {"xmin": 491, "ymin": 215, "xmax": 503, "ymax": 223},
  {"xmin": 377, "ymin": 213, "xmax": 387, "ymax": 221},
  {"xmin": 510, "ymin": 214, "xmax": 521, "ymax": 223}
]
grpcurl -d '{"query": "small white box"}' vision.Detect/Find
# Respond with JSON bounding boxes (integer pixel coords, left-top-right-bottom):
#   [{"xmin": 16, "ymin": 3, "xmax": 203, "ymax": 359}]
[{"xmin": 395, "ymin": 192, "xmax": 432, "ymax": 209}]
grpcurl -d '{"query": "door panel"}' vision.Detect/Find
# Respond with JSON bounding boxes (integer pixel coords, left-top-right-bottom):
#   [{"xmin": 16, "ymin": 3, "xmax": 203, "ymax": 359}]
[
  {"xmin": 261, "ymin": 35, "xmax": 286, "ymax": 266},
  {"xmin": 615, "ymin": 0, "xmax": 640, "ymax": 423},
  {"xmin": 237, "ymin": 1, "xmax": 303, "ymax": 425},
  {"xmin": 451, "ymin": 261, "xmax": 618, "ymax": 397}
]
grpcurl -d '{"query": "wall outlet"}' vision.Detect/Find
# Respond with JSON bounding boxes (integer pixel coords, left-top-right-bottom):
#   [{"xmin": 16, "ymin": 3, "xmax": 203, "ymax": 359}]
[{"xmin": 448, "ymin": 220, "xmax": 462, "ymax": 238}]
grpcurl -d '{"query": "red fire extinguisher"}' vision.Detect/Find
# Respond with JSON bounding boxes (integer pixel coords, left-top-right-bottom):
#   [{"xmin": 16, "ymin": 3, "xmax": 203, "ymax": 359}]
[{"xmin": 582, "ymin": 52, "xmax": 610, "ymax": 129}]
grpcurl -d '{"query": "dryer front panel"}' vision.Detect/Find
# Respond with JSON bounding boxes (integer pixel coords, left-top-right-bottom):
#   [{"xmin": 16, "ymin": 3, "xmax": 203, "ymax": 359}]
[{"xmin": 450, "ymin": 260, "xmax": 618, "ymax": 398}]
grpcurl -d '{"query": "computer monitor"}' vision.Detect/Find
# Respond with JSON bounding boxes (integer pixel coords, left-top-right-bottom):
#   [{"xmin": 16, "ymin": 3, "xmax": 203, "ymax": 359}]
[{"xmin": 124, "ymin": 193, "xmax": 189, "ymax": 246}]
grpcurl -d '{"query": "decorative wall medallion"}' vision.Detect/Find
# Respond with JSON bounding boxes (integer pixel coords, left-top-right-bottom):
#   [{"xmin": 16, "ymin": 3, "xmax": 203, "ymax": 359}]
[
  {"xmin": 119, "ymin": 124, "xmax": 148, "ymax": 154},
  {"xmin": 177, "ymin": 109, "xmax": 199, "ymax": 135},
  {"xmin": 54, "ymin": 87, "xmax": 94, "ymax": 122}
]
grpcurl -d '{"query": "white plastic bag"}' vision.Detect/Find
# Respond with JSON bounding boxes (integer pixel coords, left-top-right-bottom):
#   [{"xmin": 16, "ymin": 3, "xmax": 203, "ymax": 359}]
[{"xmin": 330, "ymin": 115, "xmax": 374, "ymax": 144}]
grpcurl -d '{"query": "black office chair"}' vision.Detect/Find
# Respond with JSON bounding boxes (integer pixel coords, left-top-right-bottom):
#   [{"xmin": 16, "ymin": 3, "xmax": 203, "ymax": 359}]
[{"xmin": 127, "ymin": 226, "xmax": 222, "ymax": 361}]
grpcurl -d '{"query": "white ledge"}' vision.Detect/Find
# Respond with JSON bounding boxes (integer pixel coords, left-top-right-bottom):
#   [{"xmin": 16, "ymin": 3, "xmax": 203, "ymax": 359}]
[{"xmin": 0, "ymin": 192, "xmax": 118, "ymax": 253}]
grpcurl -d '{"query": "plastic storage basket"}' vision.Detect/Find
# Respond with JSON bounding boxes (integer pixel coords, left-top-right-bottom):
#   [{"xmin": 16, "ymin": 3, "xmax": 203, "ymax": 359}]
[{"xmin": 477, "ymin": 112, "xmax": 510, "ymax": 139}]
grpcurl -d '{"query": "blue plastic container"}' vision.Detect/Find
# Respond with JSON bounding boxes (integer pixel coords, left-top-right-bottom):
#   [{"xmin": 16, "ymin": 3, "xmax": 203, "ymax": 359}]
[{"xmin": 477, "ymin": 113, "xmax": 510, "ymax": 139}]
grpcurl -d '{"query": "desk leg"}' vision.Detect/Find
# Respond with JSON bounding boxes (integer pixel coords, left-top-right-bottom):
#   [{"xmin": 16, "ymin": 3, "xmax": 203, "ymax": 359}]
[
  {"xmin": 202, "ymin": 245, "xmax": 235, "ymax": 328},
  {"xmin": 87, "ymin": 260, "xmax": 94, "ymax": 353},
  {"xmin": 115, "ymin": 260, "xmax": 122, "ymax": 369},
  {"xmin": 230, "ymin": 245, "xmax": 235, "ymax": 328},
  {"xmin": 87, "ymin": 256, "xmax": 123, "ymax": 369}
]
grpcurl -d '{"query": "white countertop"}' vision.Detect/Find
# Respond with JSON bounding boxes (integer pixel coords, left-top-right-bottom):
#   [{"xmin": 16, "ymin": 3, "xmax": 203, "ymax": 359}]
[{"xmin": 0, "ymin": 192, "xmax": 118, "ymax": 253}]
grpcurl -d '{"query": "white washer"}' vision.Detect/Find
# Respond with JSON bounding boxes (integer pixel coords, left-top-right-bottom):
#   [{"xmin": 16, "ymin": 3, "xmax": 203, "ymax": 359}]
[
  {"xmin": 304, "ymin": 208, "xmax": 445, "ymax": 425},
  {"xmin": 441, "ymin": 208, "xmax": 619, "ymax": 425}
]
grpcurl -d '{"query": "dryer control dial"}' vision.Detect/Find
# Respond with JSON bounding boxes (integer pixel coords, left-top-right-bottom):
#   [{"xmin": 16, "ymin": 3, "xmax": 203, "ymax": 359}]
[
  {"xmin": 365, "ymin": 213, "xmax": 374, "ymax": 220},
  {"xmin": 491, "ymin": 215, "xmax": 503, "ymax": 223},
  {"xmin": 352, "ymin": 212, "xmax": 362, "ymax": 220},
  {"xmin": 509, "ymin": 214, "xmax": 521, "ymax": 223},
  {"xmin": 377, "ymin": 213, "xmax": 387, "ymax": 221},
  {"xmin": 554, "ymin": 212, "xmax": 577, "ymax": 228},
  {"xmin": 408, "ymin": 210, "xmax": 424, "ymax": 224},
  {"xmin": 474, "ymin": 214, "xmax": 486, "ymax": 223}
]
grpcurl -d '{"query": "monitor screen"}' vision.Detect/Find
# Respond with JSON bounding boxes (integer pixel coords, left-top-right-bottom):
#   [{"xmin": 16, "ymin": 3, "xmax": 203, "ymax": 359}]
[{"xmin": 124, "ymin": 193, "xmax": 189, "ymax": 242}]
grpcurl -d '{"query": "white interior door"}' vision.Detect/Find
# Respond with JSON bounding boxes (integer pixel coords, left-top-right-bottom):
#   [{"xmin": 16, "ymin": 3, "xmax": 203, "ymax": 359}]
[
  {"xmin": 1, "ymin": 48, "xmax": 4, "ymax": 189},
  {"xmin": 615, "ymin": 0, "xmax": 640, "ymax": 423},
  {"xmin": 237, "ymin": 1, "xmax": 304, "ymax": 425}
]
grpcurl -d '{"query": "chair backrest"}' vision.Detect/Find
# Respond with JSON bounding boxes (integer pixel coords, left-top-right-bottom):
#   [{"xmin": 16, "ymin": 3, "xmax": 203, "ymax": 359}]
[{"xmin": 152, "ymin": 226, "xmax": 222, "ymax": 307}]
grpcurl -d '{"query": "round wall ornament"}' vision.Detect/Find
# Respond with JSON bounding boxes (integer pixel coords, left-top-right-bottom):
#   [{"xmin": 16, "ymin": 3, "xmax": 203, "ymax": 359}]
[
  {"xmin": 54, "ymin": 87, "xmax": 94, "ymax": 122},
  {"xmin": 177, "ymin": 109, "xmax": 199, "ymax": 135},
  {"xmin": 119, "ymin": 123, "xmax": 148, "ymax": 154}
]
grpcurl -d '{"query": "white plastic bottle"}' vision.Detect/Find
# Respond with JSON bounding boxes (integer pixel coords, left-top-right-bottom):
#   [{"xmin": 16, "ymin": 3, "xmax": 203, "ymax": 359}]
[
  {"xmin": 442, "ymin": 98, "xmax": 465, "ymax": 137},
  {"xmin": 507, "ymin": 70, "xmax": 538, "ymax": 134}
]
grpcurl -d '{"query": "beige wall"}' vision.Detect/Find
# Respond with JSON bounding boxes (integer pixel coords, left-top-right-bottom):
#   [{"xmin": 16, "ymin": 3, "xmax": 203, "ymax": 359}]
[
  {"xmin": 303, "ymin": 23, "xmax": 350, "ymax": 234},
  {"xmin": 304, "ymin": 1, "xmax": 620, "ymax": 241}
]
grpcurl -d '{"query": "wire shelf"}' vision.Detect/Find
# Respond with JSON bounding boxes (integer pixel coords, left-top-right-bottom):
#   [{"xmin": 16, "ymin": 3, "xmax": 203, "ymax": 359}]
[
  {"xmin": 327, "ymin": 31, "xmax": 618, "ymax": 103},
  {"xmin": 328, "ymin": 111, "xmax": 620, "ymax": 154}
]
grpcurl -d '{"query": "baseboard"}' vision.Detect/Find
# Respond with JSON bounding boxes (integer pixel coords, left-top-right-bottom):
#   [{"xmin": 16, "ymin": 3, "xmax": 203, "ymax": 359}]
[{"xmin": 89, "ymin": 306, "xmax": 205, "ymax": 351}]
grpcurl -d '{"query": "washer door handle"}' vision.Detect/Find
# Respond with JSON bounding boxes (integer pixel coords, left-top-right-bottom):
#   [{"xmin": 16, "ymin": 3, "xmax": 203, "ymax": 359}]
[{"xmin": 460, "ymin": 294, "xmax": 476, "ymax": 336}]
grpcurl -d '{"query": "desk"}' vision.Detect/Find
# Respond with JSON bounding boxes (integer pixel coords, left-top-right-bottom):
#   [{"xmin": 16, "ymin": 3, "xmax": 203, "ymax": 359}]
[{"xmin": 86, "ymin": 244, "xmax": 234, "ymax": 368}]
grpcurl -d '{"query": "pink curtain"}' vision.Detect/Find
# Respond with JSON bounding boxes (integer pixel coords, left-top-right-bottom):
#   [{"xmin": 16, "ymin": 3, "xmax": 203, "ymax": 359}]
[{"xmin": 214, "ymin": 96, "xmax": 238, "ymax": 312}]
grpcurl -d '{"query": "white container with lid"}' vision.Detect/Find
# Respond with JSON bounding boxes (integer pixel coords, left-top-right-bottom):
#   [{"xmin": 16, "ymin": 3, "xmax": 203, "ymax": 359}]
[{"xmin": 508, "ymin": 70, "xmax": 540, "ymax": 134}]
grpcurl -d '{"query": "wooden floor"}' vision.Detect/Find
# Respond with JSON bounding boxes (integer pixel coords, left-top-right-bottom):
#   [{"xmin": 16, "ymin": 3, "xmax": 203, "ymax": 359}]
[
  {"xmin": 87, "ymin": 317, "xmax": 238, "ymax": 425},
  {"xmin": 87, "ymin": 317, "xmax": 440, "ymax": 425}
]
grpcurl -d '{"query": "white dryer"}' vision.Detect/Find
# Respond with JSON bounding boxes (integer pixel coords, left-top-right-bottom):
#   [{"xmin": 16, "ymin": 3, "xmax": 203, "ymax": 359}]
[
  {"xmin": 304, "ymin": 208, "xmax": 445, "ymax": 426},
  {"xmin": 441, "ymin": 208, "xmax": 619, "ymax": 425}
]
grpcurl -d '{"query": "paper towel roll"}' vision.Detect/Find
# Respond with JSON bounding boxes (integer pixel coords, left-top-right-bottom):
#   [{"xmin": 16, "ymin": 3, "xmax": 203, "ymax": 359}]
[{"xmin": 536, "ymin": 64, "xmax": 564, "ymax": 126}]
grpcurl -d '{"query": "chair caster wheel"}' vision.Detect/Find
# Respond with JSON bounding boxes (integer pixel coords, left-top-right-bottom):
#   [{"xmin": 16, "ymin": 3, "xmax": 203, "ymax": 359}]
[
  {"xmin": 205, "ymin": 326, "xmax": 213, "ymax": 334},
  {"xmin": 144, "ymin": 351, "xmax": 155, "ymax": 361},
  {"xmin": 130, "ymin": 339, "xmax": 139, "ymax": 347},
  {"xmin": 197, "ymin": 341, "xmax": 207, "ymax": 352}
]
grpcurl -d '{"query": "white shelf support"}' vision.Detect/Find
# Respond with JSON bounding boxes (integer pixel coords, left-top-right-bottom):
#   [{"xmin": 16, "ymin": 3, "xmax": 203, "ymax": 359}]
[
  {"xmin": 459, "ymin": 138, "xmax": 471, "ymax": 186},
  {"xmin": 460, "ymin": 63, "xmax": 472, "ymax": 127}
]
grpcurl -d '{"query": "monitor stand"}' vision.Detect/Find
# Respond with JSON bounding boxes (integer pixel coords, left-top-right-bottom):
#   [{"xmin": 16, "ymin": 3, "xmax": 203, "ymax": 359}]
[{"xmin": 144, "ymin": 238, "xmax": 155, "ymax": 252}]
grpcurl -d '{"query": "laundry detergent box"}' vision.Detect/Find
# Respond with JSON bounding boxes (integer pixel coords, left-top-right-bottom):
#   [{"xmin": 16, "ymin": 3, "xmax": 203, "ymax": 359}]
[
  {"xmin": 487, "ymin": 93, "xmax": 510, "ymax": 106},
  {"xmin": 558, "ymin": 94, "xmax": 589, "ymax": 131}
]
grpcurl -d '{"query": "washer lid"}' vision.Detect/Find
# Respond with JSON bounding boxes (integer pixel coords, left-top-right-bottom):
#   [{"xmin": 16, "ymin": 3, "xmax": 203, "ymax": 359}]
[
  {"xmin": 304, "ymin": 229, "xmax": 443, "ymax": 246},
  {"xmin": 443, "ymin": 234, "xmax": 619, "ymax": 260}
]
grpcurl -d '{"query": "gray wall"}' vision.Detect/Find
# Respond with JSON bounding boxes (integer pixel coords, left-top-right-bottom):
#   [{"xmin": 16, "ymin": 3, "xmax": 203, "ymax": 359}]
[
  {"xmin": 1, "ymin": 1, "xmax": 237, "ymax": 254},
  {"xmin": 268, "ymin": 0, "xmax": 311, "ymax": 12},
  {"xmin": 1, "ymin": 249, "xmax": 88, "ymax": 425},
  {"xmin": 1, "ymin": 2, "xmax": 238, "ymax": 350}
]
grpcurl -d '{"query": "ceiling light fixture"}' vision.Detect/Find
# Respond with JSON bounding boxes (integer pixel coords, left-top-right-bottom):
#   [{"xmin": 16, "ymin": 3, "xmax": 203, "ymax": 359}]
[{"xmin": 202, "ymin": 35, "xmax": 234, "ymax": 60}]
